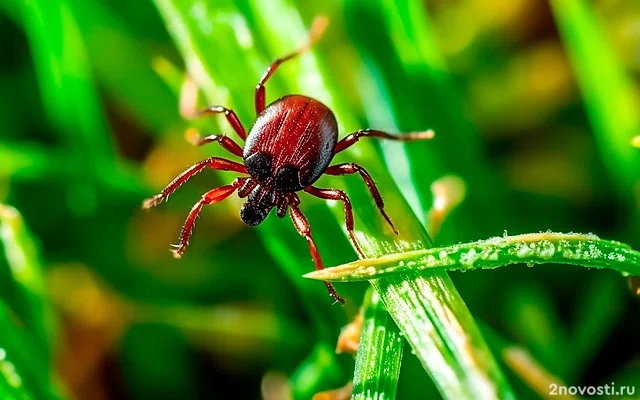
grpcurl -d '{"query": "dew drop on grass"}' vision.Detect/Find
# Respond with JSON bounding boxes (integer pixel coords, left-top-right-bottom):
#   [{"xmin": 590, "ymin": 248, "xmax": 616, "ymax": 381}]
[
  {"xmin": 516, "ymin": 243, "xmax": 534, "ymax": 258},
  {"xmin": 536, "ymin": 241, "xmax": 555, "ymax": 260}
]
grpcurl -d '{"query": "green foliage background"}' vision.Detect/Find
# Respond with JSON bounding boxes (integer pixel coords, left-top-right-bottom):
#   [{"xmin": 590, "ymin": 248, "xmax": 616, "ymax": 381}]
[{"xmin": 0, "ymin": 0, "xmax": 639, "ymax": 399}]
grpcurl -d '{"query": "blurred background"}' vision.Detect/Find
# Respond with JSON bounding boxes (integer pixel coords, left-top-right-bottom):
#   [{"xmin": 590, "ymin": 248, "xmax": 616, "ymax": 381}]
[{"xmin": 1, "ymin": 0, "xmax": 639, "ymax": 399}]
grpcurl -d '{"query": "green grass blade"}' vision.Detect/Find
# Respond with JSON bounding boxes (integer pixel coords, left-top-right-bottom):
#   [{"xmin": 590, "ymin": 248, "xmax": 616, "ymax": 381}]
[
  {"xmin": 550, "ymin": 0, "xmax": 640, "ymax": 199},
  {"xmin": 306, "ymin": 232, "xmax": 640, "ymax": 282},
  {"xmin": 19, "ymin": 0, "xmax": 116, "ymax": 171},
  {"xmin": 0, "ymin": 303, "xmax": 64, "ymax": 400},
  {"xmin": 289, "ymin": 344, "xmax": 344, "ymax": 399},
  {"xmin": 352, "ymin": 288, "xmax": 403, "ymax": 400},
  {"xmin": 0, "ymin": 347, "xmax": 36, "ymax": 400},
  {"xmin": 565, "ymin": 273, "xmax": 624, "ymax": 380},
  {"xmin": 67, "ymin": 0, "xmax": 180, "ymax": 134},
  {"xmin": 241, "ymin": 4, "xmax": 515, "ymax": 398},
  {"xmin": 0, "ymin": 204, "xmax": 56, "ymax": 356},
  {"xmin": 371, "ymin": 275, "xmax": 514, "ymax": 399},
  {"xmin": 345, "ymin": 0, "xmax": 508, "ymax": 239}
]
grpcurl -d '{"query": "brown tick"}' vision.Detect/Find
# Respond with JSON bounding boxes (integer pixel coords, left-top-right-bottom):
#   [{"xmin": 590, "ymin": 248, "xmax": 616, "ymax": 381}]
[{"xmin": 143, "ymin": 19, "xmax": 434, "ymax": 304}]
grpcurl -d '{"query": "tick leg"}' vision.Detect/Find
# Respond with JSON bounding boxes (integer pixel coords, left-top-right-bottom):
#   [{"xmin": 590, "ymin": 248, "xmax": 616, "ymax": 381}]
[
  {"xmin": 142, "ymin": 157, "xmax": 247, "ymax": 208},
  {"xmin": 186, "ymin": 131, "xmax": 244, "ymax": 158},
  {"xmin": 255, "ymin": 17, "xmax": 328, "ymax": 115},
  {"xmin": 335, "ymin": 129, "xmax": 435, "ymax": 153},
  {"xmin": 288, "ymin": 194, "xmax": 345, "ymax": 304},
  {"xmin": 172, "ymin": 178, "xmax": 246, "ymax": 258},
  {"xmin": 192, "ymin": 106, "xmax": 247, "ymax": 141},
  {"xmin": 325, "ymin": 163, "xmax": 399, "ymax": 235},
  {"xmin": 304, "ymin": 186, "xmax": 364, "ymax": 258}
]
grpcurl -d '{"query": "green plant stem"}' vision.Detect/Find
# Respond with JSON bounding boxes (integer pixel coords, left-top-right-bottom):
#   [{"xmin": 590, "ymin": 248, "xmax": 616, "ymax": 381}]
[
  {"xmin": 352, "ymin": 288, "xmax": 403, "ymax": 400},
  {"xmin": 306, "ymin": 232, "xmax": 640, "ymax": 282},
  {"xmin": 0, "ymin": 204, "xmax": 55, "ymax": 357},
  {"xmin": 550, "ymin": 0, "xmax": 640, "ymax": 201},
  {"xmin": 371, "ymin": 274, "xmax": 514, "ymax": 399}
]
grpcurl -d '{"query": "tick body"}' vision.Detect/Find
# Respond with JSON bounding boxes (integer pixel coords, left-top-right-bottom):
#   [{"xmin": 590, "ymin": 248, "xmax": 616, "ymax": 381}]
[
  {"xmin": 241, "ymin": 95, "xmax": 338, "ymax": 225},
  {"xmin": 143, "ymin": 18, "xmax": 434, "ymax": 304}
]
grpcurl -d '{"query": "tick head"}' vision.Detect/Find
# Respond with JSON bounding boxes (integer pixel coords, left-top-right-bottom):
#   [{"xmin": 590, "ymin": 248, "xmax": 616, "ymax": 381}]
[{"xmin": 240, "ymin": 201, "xmax": 270, "ymax": 226}]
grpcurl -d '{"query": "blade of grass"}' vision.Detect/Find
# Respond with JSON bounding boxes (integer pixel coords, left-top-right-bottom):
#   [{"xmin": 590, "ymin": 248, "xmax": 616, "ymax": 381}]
[
  {"xmin": 503, "ymin": 284, "xmax": 570, "ymax": 378},
  {"xmin": 236, "ymin": 3, "xmax": 514, "ymax": 398},
  {"xmin": 67, "ymin": 0, "xmax": 180, "ymax": 134},
  {"xmin": 0, "ymin": 303, "xmax": 64, "ymax": 400},
  {"xmin": 18, "ymin": 0, "xmax": 145, "ymax": 197},
  {"xmin": 550, "ymin": 0, "xmax": 640, "ymax": 201},
  {"xmin": 371, "ymin": 274, "xmax": 513, "ymax": 399},
  {"xmin": 565, "ymin": 272, "xmax": 624, "ymax": 380},
  {"xmin": 345, "ymin": 0, "xmax": 509, "ymax": 240},
  {"xmin": 352, "ymin": 287, "xmax": 403, "ymax": 400},
  {"xmin": 0, "ymin": 348, "xmax": 36, "ymax": 400},
  {"xmin": 19, "ymin": 0, "xmax": 116, "ymax": 171},
  {"xmin": 306, "ymin": 232, "xmax": 640, "ymax": 282},
  {"xmin": 289, "ymin": 344, "xmax": 343, "ymax": 399},
  {"xmin": 0, "ymin": 204, "xmax": 56, "ymax": 356}
]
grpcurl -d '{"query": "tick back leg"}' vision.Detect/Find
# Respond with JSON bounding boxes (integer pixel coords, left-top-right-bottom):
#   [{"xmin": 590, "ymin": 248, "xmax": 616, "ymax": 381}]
[
  {"xmin": 288, "ymin": 194, "xmax": 345, "ymax": 304},
  {"xmin": 335, "ymin": 129, "xmax": 435, "ymax": 154},
  {"xmin": 172, "ymin": 178, "xmax": 247, "ymax": 258},
  {"xmin": 325, "ymin": 163, "xmax": 399, "ymax": 235},
  {"xmin": 254, "ymin": 17, "xmax": 328, "ymax": 115},
  {"xmin": 304, "ymin": 186, "xmax": 365, "ymax": 258},
  {"xmin": 142, "ymin": 157, "xmax": 247, "ymax": 209}
]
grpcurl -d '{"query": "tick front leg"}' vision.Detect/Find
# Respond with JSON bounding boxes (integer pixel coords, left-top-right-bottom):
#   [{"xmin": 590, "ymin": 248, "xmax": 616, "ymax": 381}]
[
  {"xmin": 325, "ymin": 163, "xmax": 399, "ymax": 235},
  {"xmin": 304, "ymin": 186, "xmax": 365, "ymax": 258},
  {"xmin": 142, "ymin": 157, "xmax": 247, "ymax": 209},
  {"xmin": 186, "ymin": 131, "xmax": 244, "ymax": 158},
  {"xmin": 335, "ymin": 129, "xmax": 435, "ymax": 153},
  {"xmin": 172, "ymin": 178, "xmax": 247, "ymax": 258},
  {"xmin": 288, "ymin": 194, "xmax": 345, "ymax": 304},
  {"xmin": 192, "ymin": 106, "xmax": 247, "ymax": 141},
  {"xmin": 255, "ymin": 17, "xmax": 328, "ymax": 115}
]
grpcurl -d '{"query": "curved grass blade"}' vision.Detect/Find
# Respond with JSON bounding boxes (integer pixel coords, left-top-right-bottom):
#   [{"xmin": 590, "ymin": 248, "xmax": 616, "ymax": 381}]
[
  {"xmin": 550, "ymin": 0, "xmax": 640, "ymax": 200},
  {"xmin": 0, "ymin": 204, "xmax": 56, "ymax": 356},
  {"xmin": 242, "ymin": 3, "xmax": 515, "ymax": 399},
  {"xmin": 352, "ymin": 288, "xmax": 403, "ymax": 400},
  {"xmin": 0, "ymin": 348, "xmax": 36, "ymax": 400},
  {"xmin": 371, "ymin": 274, "xmax": 513, "ymax": 399},
  {"xmin": 344, "ymin": 0, "xmax": 509, "ymax": 240},
  {"xmin": 0, "ymin": 303, "xmax": 64, "ymax": 400},
  {"xmin": 305, "ymin": 232, "xmax": 640, "ymax": 282},
  {"xmin": 289, "ymin": 344, "xmax": 344, "ymax": 399},
  {"xmin": 19, "ymin": 0, "xmax": 116, "ymax": 172}
]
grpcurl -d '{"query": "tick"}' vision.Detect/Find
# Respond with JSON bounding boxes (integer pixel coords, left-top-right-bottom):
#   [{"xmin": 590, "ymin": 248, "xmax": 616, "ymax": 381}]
[{"xmin": 143, "ymin": 18, "xmax": 434, "ymax": 304}]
